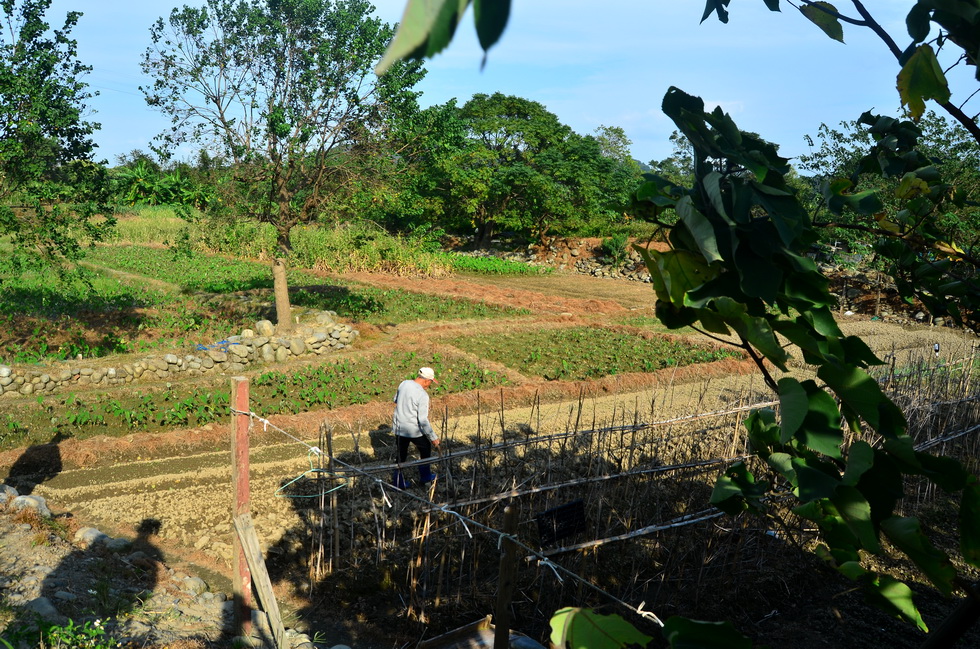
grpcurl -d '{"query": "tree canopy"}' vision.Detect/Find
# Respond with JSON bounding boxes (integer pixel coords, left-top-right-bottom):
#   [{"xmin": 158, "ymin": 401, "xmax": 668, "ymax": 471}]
[
  {"xmin": 0, "ymin": 0, "xmax": 112, "ymax": 271},
  {"xmin": 142, "ymin": 0, "xmax": 425, "ymax": 329}
]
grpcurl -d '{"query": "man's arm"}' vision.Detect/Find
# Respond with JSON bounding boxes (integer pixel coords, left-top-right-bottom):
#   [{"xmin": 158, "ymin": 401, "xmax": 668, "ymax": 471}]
[{"xmin": 417, "ymin": 391, "xmax": 439, "ymax": 444}]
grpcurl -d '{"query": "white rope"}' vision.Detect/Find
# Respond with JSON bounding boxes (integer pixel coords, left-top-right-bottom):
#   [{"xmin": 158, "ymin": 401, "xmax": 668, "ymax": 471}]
[
  {"xmin": 539, "ymin": 559, "xmax": 564, "ymax": 584},
  {"xmin": 231, "ymin": 408, "xmax": 321, "ymax": 454},
  {"xmin": 437, "ymin": 505, "xmax": 473, "ymax": 538}
]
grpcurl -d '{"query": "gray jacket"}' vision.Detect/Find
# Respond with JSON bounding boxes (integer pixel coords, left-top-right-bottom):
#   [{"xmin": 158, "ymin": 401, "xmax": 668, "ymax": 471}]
[{"xmin": 392, "ymin": 379, "xmax": 437, "ymax": 441}]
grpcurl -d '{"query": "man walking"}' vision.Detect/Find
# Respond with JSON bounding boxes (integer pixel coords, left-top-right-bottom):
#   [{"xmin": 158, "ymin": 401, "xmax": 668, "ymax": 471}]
[{"xmin": 392, "ymin": 367, "xmax": 441, "ymax": 488}]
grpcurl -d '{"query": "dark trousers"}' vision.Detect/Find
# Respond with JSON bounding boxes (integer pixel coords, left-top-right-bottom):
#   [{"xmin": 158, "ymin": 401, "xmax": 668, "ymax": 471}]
[{"xmin": 394, "ymin": 435, "xmax": 434, "ymax": 486}]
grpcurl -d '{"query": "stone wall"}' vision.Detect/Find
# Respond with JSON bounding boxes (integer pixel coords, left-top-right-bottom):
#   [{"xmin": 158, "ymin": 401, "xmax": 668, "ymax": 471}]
[{"xmin": 0, "ymin": 311, "xmax": 358, "ymax": 399}]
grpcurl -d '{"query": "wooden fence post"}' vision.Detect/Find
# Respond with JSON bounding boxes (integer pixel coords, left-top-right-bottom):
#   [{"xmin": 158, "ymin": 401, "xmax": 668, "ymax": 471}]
[{"xmin": 231, "ymin": 377, "xmax": 253, "ymax": 637}]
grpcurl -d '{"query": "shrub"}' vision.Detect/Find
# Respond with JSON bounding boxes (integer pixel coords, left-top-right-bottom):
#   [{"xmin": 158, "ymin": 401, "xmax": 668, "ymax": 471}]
[{"xmin": 600, "ymin": 232, "xmax": 630, "ymax": 267}]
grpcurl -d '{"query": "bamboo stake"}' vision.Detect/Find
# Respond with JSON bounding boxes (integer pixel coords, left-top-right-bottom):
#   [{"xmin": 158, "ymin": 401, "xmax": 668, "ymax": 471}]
[
  {"xmin": 494, "ymin": 506, "xmax": 519, "ymax": 649},
  {"xmin": 328, "ymin": 426, "xmax": 339, "ymax": 575}
]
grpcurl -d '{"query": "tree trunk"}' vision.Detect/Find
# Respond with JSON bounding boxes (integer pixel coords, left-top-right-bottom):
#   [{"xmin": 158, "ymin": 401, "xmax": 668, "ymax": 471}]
[
  {"xmin": 475, "ymin": 219, "xmax": 495, "ymax": 249},
  {"xmin": 272, "ymin": 257, "xmax": 293, "ymax": 333}
]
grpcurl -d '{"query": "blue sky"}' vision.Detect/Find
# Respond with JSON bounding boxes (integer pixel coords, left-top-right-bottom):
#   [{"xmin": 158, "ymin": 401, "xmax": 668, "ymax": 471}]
[{"xmin": 45, "ymin": 0, "xmax": 945, "ymax": 167}]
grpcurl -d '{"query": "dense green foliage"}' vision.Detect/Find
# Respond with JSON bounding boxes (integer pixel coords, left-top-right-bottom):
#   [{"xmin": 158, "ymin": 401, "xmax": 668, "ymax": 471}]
[
  {"xmin": 636, "ymin": 88, "xmax": 979, "ymax": 636},
  {"xmin": 0, "ymin": 0, "xmax": 113, "ymax": 273},
  {"xmin": 381, "ymin": 95, "xmax": 641, "ymax": 247},
  {"xmin": 798, "ymin": 111, "xmax": 980, "ymax": 263}
]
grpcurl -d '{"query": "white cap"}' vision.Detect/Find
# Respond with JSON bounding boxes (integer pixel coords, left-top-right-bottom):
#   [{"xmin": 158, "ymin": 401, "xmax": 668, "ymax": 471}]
[{"xmin": 418, "ymin": 367, "xmax": 437, "ymax": 382}]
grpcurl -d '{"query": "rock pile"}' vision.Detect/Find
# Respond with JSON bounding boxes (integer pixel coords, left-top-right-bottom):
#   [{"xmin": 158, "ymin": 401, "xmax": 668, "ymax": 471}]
[
  {"xmin": 0, "ymin": 312, "xmax": 359, "ymax": 399},
  {"xmin": 0, "ymin": 484, "xmax": 326, "ymax": 648}
]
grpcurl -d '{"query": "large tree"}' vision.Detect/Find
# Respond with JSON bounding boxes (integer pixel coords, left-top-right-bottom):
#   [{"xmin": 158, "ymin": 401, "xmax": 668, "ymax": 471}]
[
  {"xmin": 0, "ymin": 0, "xmax": 111, "ymax": 272},
  {"xmin": 142, "ymin": 0, "xmax": 424, "ymax": 331},
  {"xmin": 419, "ymin": 93, "xmax": 634, "ymax": 245}
]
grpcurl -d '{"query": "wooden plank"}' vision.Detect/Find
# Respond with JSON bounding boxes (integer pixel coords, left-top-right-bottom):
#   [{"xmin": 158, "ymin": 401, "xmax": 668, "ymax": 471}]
[
  {"xmin": 230, "ymin": 377, "xmax": 253, "ymax": 636},
  {"xmin": 234, "ymin": 512, "xmax": 286, "ymax": 649}
]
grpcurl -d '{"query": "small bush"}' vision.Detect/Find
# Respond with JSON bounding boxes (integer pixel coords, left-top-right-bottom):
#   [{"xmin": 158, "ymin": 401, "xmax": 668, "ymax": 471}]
[{"xmin": 600, "ymin": 232, "xmax": 630, "ymax": 267}]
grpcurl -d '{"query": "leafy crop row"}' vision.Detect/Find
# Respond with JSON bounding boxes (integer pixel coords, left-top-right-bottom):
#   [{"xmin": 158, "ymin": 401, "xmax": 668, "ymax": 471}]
[
  {"xmin": 0, "ymin": 352, "xmax": 510, "ymax": 448},
  {"xmin": 450, "ymin": 326, "xmax": 741, "ymax": 380}
]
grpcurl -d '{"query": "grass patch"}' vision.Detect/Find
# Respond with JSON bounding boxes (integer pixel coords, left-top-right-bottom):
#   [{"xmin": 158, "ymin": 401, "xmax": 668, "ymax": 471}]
[
  {"xmin": 0, "ymin": 351, "xmax": 509, "ymax": 450},
  {"xmin": 0, "ymin": 255, "xmax": 261, "ymax": 364},
  {"xmin": 111, "ymin": 205, "xmax": 195, "ymax": 245},
  {"xmin": 2, "ymin": 245, "xmax": 527, "ymax": 364},
  {"xmin": 85, "ymin": 245, "xmax": 528, "ymax": 324},
  {"xmin": 448, "ymin": 326, "xmax": 741, "ymax": 380},
  {"xmin": 439, "ymin": 252, "xmax": 553, "ymax": 275},
  {"xmin": 109, "ymin": 212, "xmax": 454, "ymax": 276},
  {"xmin": 615, "ymin": 314, "xmax": 672, "ymax": 333}
]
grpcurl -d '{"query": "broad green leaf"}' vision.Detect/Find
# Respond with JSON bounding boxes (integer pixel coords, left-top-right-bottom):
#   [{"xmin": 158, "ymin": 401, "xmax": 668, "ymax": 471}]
[
  {"xmin": 777, "ymin": 377, "xmax": 808, "ymax": 439},
  {"xmin": 551, "ymin": 607, "xmax": 653, "ymax": 649},
  {"xmin": 782, "ymin": 268, "xmax": 836, "ymax": 310},
  {"xmin": 825, "ymin": 178, "xmax": 883, "ymax": 216},
  {"xmin": 712, "ymin": 297, "xmax": 788, "ymax": 369},
  {"xmin": 635, "ymin": 178, "xmax": 680, "ymax": 208},
  {"xmin": 637, "ymin": 247, "xmax": 669, "ymax": 303},
  {"xmin": 837, "ymin": 560, "xmax": 867, "ymax": 580},
  {"xmin": 711, "ymin": 461, "xmax": 768, "ymax": 514},
  {"xmin": 961, "ymin": 476, "xmax": 980, "ymax": 568},
  {"xmin": 676, "ymin": 196, "xmax": 723, "ymax": 263},
  {"xmin": 745, "ymin": 407, "xmax": 780, "ymax": 455},
  {"xmin": 473, "ymin": 0, "xmax": 511, "ymax": 51},
  {"xmin": 772, "ymin": 320, "xmax": 824, "ymax": 362},
  {"xmin": 905, "ymin": 2, "xmax": 931, "ymax": 42},
  {"xmin": 793, "ymin": 457, "xmax": 840, "ymax": 501},
  {"xmin": 897, "ymin": 45, "xmax": 951, "ymax": 120},
  {"xmin": 701, "ymin": 171, "xmax": 731, "ymax": 223},
  {"xmin": 798, "ymin": 386, "xmax": 844, "ymax": 458},
  {"xmin": 866, "ymin": 575, "xmax": 928, "ymax": 632},
  {"xmin": 914, "ymin": 452, "xmax": 969, "ymax": 492},
  {"xmin": 856, "ymin": 448, "xmax": 905, "ymax": 523},
  {"xmin": 839, "ymin": 335, "xmax": 884, "ymax": 367},
  {"xmin": 695, "ymin": 308, "xmax": 731, "ymax": 335},
  {"xmin": 841, "ymin": 441, "xmax": 874, "ymax": 486},
  {"xmin": 833, "ymin": 485, "xmax": 882, "ymax": 553},
  {"xmin": 662, "ymin": 616, "xmax": 753, "ymax": 649},
  {"xmin": 376, "ymin": 0, "xmax": 470, "ymax": 75},
  {"xmin": 767, "ymin": 452, "xmax": 797, "ymax": 486},
  {"xmin": 733, "ymin": 241, "xmax": 781, "ymax": 302},
  {"xmin": 818, "ymin": 364, "xmax": 905, "ymax": 434},
  {"xmin": 880, "ymin": 516, "xmax": 955, "ymax": 596},
  {"xmin": 800, "ymin": 2, "xmax": 844, "ymax": 42},
  {"xmin": 806, "ymin": 306, "xmax": 844, "ymax": 339},
  {"xmin": 660, "ymin": 249, "xmax": 715, "ymax": 305}
]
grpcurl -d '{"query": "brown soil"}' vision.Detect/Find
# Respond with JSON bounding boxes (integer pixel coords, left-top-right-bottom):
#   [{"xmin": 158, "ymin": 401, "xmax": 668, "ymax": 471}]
[{"xmin": 2, "ymin": 268, "xmax": 977, "ymax": 648}]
